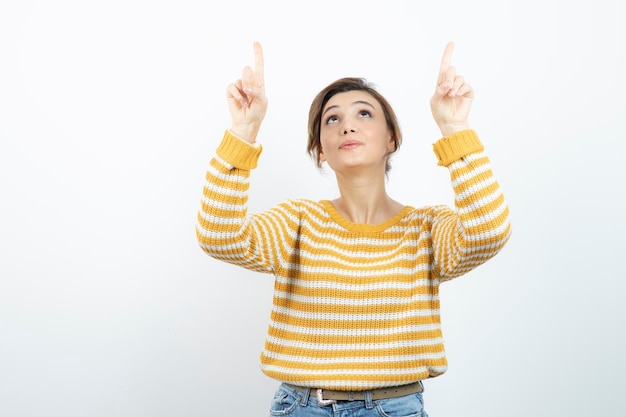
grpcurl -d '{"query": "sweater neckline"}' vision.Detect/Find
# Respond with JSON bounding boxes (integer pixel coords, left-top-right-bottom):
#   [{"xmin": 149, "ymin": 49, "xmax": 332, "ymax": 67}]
[{"xmin": 321, "ymin": 200, "xmax": 412, "ymax": 233}]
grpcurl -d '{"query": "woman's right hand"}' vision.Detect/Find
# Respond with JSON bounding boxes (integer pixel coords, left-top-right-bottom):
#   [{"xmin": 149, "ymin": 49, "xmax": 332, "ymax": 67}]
[{"xmin": 226, "ymin": 41, "xmax": 267, "ymax": 144}]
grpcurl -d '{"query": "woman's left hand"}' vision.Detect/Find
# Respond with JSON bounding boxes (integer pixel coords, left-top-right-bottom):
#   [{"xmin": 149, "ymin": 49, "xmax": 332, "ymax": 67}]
[{"xmin": 430, "ymin": 41, "xmax": 474, "ymax": 137}]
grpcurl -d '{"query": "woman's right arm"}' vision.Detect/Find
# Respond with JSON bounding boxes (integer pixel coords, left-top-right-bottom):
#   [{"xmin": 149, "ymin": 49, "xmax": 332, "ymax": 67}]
[
  {"xmin": 195, "ymin": 42, "xmax": 274, "ymax": 272},
  {"xmin": 196, "ymin": 130, "xmax": 276, "ymax": 273}
]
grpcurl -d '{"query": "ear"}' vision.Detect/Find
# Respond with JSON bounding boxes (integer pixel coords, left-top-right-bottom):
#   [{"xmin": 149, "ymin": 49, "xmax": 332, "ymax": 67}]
[
  {"xmin": 386, "ymin": 134, "xmax": 396, "ymax": 152},
  {"xmin": 319, "ymin": 147, "xmax": 326, "ymax": 163}
]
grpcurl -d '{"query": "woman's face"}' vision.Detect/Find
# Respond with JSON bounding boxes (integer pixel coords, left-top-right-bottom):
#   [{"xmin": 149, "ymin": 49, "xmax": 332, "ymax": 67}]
[{"xmin": 319, "ymin": 90, "xmax": 394, "ymax": 175}]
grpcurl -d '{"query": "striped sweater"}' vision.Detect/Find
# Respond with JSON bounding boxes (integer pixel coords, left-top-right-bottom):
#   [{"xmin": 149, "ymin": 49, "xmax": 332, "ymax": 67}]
[{"xmin": 196, "ymin": 129, "xmax": 511, "ymax": 390}]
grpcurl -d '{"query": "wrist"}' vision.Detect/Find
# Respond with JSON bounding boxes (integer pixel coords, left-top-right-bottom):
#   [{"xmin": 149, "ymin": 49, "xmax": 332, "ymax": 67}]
[
  {"xmin": 229, "ymin": 123, "xmax": 260, "ymax": 144},
  {"xmin": 438, "ymin": 122, "xmax": 470, "ymax": 138}
]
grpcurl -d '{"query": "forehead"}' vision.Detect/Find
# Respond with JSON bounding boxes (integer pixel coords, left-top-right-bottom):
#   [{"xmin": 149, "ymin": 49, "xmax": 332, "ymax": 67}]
[{"xmin": 323, "ymin": 90, "xmax": 380, "ymax": 111}]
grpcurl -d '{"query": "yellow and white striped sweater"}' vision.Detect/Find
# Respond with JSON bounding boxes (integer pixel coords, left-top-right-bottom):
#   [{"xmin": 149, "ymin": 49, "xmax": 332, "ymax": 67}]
[{"xmin": 196, "ymin": 129, "xmax": 511, "ymax": 390}]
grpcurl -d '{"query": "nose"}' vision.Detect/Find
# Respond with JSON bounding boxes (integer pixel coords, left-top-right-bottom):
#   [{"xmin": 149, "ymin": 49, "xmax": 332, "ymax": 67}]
[{"xmin": 341, "ymin": 124, "xmax": 356, "ymax": 135}]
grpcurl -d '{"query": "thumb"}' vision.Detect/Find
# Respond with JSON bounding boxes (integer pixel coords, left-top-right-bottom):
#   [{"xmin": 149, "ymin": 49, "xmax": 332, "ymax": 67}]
[{"xmin": 241, "ymin": 66, "xmax": 254, "ymax": 90}]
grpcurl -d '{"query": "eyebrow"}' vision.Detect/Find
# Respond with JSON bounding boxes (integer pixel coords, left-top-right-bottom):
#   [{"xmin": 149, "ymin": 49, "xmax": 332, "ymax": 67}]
[{"xmin": 322, "ymin": 100, "xmax": 376, "ymax": 117}]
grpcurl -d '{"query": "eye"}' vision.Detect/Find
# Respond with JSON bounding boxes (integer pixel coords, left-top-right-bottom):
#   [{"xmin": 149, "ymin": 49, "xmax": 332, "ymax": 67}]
[
  {"xmin": 358, "ymin": 109, "xmax": 372, "ymax": 118},
  {"xmin": 325, "ymin": 115, "xmax": 339, "ymax": 125}
]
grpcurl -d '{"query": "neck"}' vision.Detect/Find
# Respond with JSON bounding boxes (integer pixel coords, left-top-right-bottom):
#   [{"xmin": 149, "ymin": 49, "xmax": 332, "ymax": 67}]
[{"xmin": 332, "ymin": 171, "xmax": 403, "ymax": 225}]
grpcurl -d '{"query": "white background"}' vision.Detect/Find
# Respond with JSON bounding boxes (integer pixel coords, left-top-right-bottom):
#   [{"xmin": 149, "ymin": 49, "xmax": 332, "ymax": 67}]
[{"xmin": 1, "ymin": 1, "xmax": 625, "ymax": 416}]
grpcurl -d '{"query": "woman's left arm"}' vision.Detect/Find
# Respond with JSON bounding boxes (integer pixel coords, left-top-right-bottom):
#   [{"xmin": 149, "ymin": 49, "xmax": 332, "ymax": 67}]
[
  {"xmin": 430, "ymin": 129, "xmax": 512, "ymax": 281},
  {"xmin": 428, "ymin": 42, "xmax": 512, "ymax": 280}
]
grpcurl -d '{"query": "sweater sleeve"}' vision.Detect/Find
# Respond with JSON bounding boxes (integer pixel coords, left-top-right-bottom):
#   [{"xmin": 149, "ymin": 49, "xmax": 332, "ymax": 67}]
[
  {"xmin": 430, "ymin": 129, "xmax": 512, "ymax": 282},
  {"xmin": 195, "ymin": 130, "xmax": 286, "ymax": 274}
]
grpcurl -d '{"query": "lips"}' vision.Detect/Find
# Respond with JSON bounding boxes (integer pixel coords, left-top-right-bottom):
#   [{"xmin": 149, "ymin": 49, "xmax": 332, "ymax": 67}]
[{"xmin": 339, "ymin": 140, "xmax": 363, "ymax": 150}]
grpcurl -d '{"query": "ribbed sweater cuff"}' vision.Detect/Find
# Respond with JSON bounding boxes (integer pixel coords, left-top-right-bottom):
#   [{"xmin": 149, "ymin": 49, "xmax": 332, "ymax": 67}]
[
  {"xmin": 432, "ymin": 129, "xmax": 484, "ymax": 167},
  {"xmin": 216, "ymin": 130, "xmax": 263, "ymax": 170}
]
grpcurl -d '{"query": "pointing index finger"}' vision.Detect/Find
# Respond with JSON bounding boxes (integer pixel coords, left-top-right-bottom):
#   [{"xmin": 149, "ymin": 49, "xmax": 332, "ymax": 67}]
[
  {"xmin": 438, "ymin": 41, "xmax": 455, "ymax": 84},
  {"xmin": 253, "ymin": 41, "xmax": 265, "ymax": 83}
]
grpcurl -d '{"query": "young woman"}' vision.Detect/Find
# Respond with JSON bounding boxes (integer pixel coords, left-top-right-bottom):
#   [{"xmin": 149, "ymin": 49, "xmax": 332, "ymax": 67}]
[{"xmin": 196, "ymin": 41, "xmax": 511, "ymax": 416}]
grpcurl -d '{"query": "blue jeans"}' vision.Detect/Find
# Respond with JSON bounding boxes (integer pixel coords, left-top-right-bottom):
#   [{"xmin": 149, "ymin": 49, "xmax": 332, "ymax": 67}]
[{"xmin": 269, "ymin": 383, "xmax": 429, "ymax": 417}]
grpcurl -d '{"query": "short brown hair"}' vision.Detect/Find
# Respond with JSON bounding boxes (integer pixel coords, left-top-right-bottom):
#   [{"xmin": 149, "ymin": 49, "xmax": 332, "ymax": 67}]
[{"xmin": 306, "ymin": 77, "xmax": 402, "ymax": 174}]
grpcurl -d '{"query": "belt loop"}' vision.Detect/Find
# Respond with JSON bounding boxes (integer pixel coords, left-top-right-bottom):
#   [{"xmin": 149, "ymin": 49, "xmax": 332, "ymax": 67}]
[
  {"xmin": 299, "ymin": 388, "xmax": 311, "ymax": 406},
  {"xmin": 364, "ymin": 390, "xmax": 373, "ymax": 409}
]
